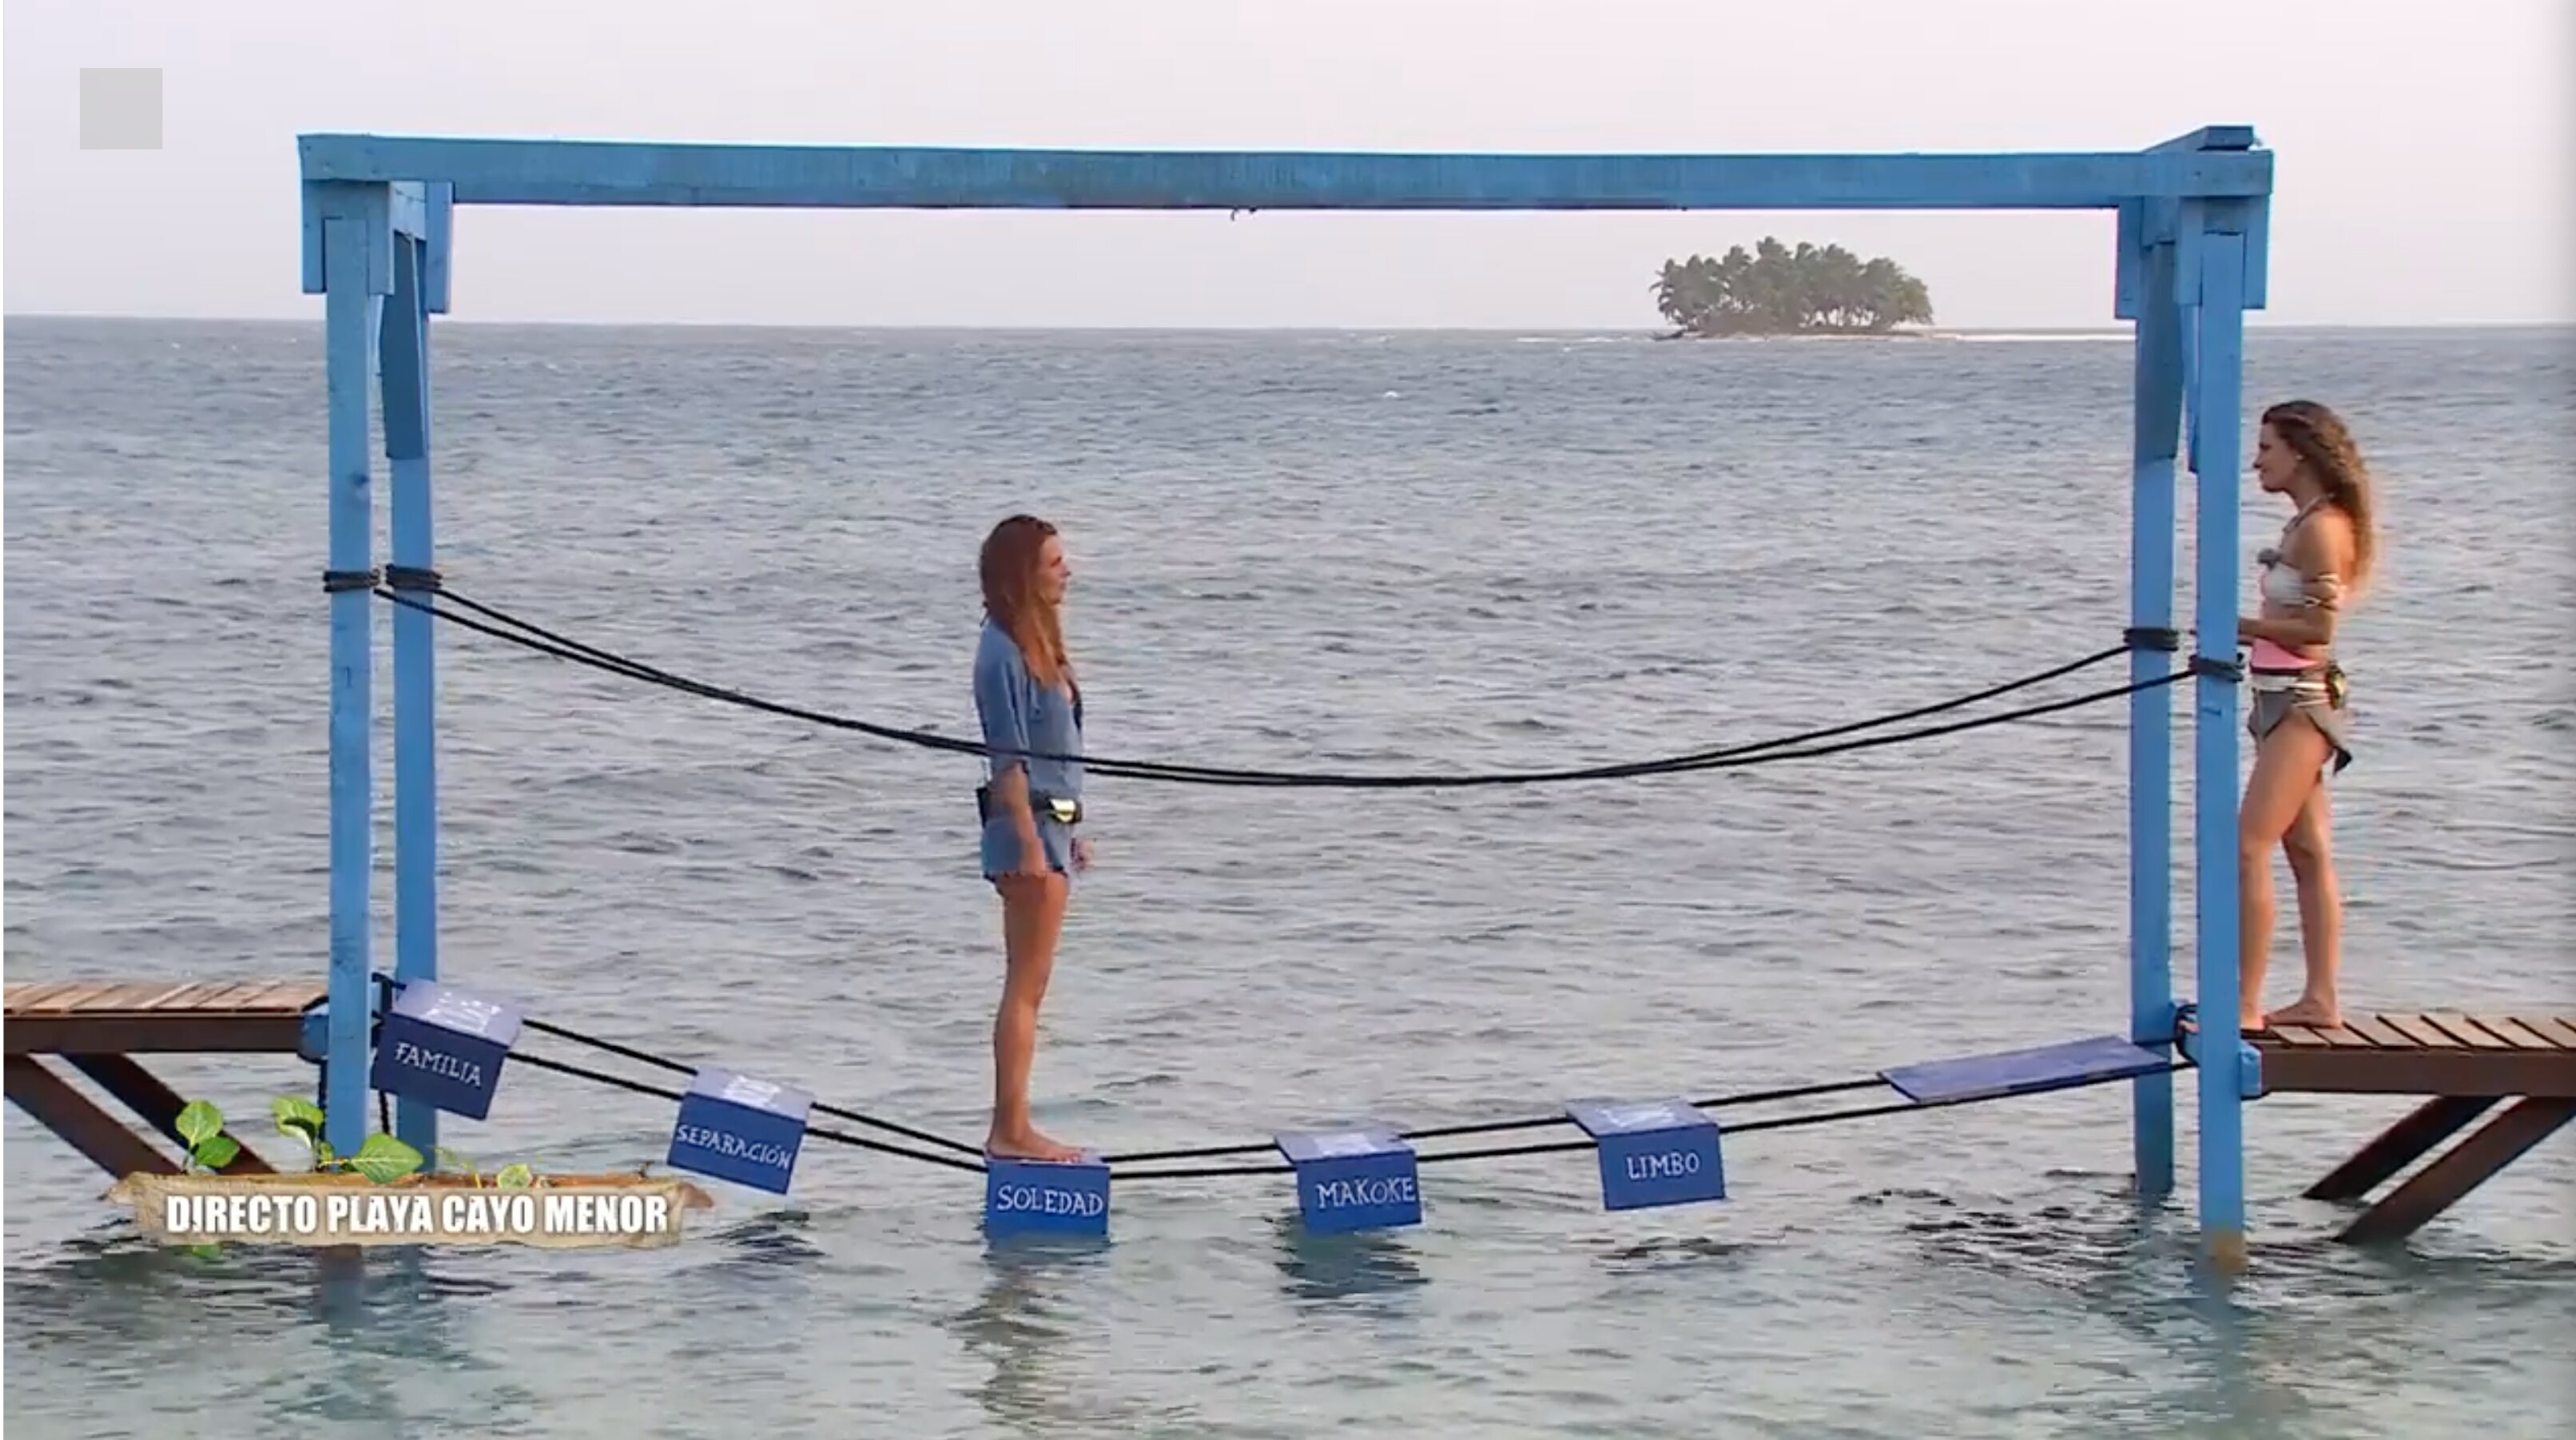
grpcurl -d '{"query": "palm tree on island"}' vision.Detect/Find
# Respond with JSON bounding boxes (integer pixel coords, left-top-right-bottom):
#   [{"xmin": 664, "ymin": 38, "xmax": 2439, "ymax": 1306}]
[{"xmin": 1651, "ymin": 237, "xmax": 1935, "ymax": 337}]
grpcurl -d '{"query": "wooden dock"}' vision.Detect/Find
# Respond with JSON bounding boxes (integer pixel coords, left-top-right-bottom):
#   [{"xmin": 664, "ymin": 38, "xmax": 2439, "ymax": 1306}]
[
  {"xmin": 2188, "ymin": 1008, "xmax": 2576, "ymax": 1243},
  {"xmin": 5, "ymin": 979, "xmax": 324, "ymax": 1179}
]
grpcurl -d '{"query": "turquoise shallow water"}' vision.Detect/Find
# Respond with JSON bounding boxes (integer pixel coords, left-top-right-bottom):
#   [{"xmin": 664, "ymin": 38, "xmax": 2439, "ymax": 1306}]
[{"xmin": 5, "ymin": 317, "xmax": 2572, "ymax": 1438}]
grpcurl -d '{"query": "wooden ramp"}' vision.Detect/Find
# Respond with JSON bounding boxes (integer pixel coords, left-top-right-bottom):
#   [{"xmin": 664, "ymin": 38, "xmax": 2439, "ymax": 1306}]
[
  {"xmin": 6, "ymin": 978, "xmax": 324, "ymax": 1179},
  {"xmin": 2188, "ymin": 1008, "xmax": 2576, "ymax": 1244}
]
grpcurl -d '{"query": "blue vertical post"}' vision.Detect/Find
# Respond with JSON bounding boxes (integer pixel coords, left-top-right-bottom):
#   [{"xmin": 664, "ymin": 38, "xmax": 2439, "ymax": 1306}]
[
  {"xmin": 380, "ymin": 231, "xmax": 440, "ymax": 1163},
  {"xmin": 2190, "ymin": 210, "xmax": 2252, "ymax": 1260},
  {"xmin": 2125, "ymin": 217, "xmax": 2183, "ymax": 1203},
  {"xmin": 316, "ymin": 188, "xmax": 389, "ymax": 1160}
]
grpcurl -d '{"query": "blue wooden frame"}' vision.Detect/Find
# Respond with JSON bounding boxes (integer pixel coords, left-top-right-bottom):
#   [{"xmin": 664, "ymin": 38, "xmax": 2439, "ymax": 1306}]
[{"xmin": 296, "ymin": 125, "xmax": 2271, "ymax": 1256}]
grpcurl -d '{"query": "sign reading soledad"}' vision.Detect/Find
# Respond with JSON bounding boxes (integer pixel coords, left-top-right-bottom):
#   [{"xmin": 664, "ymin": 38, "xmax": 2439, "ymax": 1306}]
[{"xmin": 109, "ymin": 1096, "xmax": 712, "ymax": 1251}]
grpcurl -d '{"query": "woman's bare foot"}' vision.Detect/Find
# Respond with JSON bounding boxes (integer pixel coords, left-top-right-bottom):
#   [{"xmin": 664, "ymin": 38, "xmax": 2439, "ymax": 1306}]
[
  {"xmin": 2239, "ymin": 1008, "xmax": 2270, "ymax": 1033},
  {"xmin": 985, "ymin": 1125, "xmax": 1084, "ymax": 1164},
  {"xmin": 2264, "ymin": 997, "xmax": 2343, "ymax": 1029}
]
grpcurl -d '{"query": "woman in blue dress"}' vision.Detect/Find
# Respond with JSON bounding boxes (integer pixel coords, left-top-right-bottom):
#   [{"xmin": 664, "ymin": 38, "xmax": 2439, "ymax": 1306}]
[{"xmin": 972, "ymin": 514, "xmax": 1092, "ymax": 1162}]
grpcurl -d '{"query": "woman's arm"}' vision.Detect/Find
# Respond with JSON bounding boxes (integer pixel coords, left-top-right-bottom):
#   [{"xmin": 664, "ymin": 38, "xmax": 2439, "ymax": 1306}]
[{"xmin": 973, "ymin": 646, "xmax": 1047, "ymax": 863}]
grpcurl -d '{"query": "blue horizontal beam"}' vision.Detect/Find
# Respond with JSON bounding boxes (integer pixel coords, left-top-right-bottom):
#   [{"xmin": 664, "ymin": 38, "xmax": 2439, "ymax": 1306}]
[{"xmin": 296, "ymin": 134, "xmax": 2270, "ymax": 213}]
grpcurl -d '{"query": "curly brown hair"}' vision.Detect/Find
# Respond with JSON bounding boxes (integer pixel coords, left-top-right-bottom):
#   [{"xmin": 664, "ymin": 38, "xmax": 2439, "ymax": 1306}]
[{"xmin": 2261, "ymin": 399, "xmax": 2379, "ymax": 592}]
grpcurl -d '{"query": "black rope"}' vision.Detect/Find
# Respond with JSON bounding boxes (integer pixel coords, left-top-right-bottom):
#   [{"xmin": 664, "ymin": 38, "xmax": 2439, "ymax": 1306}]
[
  {"xmin": 513, "ymin": 1014, "xmax": 989, "ymax": 1158},
  {"xmin": 510, "ymin": 1052, "xmax": 988, "ymax": 1175},
  {"xmin": 366, "ymin": 973, "xmax": 989, "ymax": 1160},
  {"xmin": 1102, "ymin": 1076, "xmax": 1890, "ymax": 1164},
  {"xmin": 1108, "ymin": 1060, "xmax": 2191, "ymax": 1183},
  {"xmin": 376, "ymin": 585, "xmax": 2182, "ymax": 790}
]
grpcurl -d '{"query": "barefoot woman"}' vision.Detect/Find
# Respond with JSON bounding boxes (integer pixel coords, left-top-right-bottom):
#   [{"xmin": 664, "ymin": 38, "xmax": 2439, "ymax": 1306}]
[
  {"xmin": 2236, "ymin": 400, "xmax": 2378, "ymax": 1032},
  {"xmin": 973, "ymin": 515, "xmax": 1094, "ymax": 1162}
]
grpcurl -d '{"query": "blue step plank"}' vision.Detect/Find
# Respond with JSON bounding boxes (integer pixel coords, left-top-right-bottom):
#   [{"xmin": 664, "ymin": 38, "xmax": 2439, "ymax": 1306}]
[{"xmin": 1880, "ymin": 1035, "xmax": 2168, "ymax": 1105}]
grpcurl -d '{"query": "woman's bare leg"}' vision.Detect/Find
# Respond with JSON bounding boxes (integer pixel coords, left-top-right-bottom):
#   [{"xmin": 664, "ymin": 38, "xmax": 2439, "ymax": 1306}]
[
  {"xmin": 2268, "ymin": 781, "xmax": 2343, "ymax": 1028},
  {"xmin": 2236, "ymin": 716, "xmax": 2332, "ymax": 1030},
  {"xmin": 988, "ymin": 871, "xmax": 1080, "ymax": 1160}
]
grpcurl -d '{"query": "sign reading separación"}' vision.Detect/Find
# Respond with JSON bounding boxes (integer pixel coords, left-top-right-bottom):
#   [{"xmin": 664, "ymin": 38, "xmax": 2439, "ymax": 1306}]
[{"xmin": 109, "ymin": 1173, "xmax": 713, "ymax": 1249}]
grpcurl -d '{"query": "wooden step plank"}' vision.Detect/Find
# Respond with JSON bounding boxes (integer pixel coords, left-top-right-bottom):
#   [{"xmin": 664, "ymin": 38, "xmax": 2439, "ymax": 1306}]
[
  {"xmin": 2513, "ymin": 1016, "xmax": 2576, "ymax": 1050},
  {"xmin": 2268, "ymin": 1024, "xmax": 2338, "ymax": 1048},
  {"xmin": 2426, "ymin": 1013, "xmax": 2510, "ymax": 1049},
  {"xmin": 27, "ymin": 982, "xmax": 129, "ymax": 1015},
  {"xmin": 2475, "ymin": 1016, "xmax": 2558, "ymax": 1051},
  {"xmin": 209, "ymin": 979, "xmax": 291, "ymax": 1012},
  {"xmin": 241, "ymin": 981, "xmax": 326, "ymax": 1012},
  {"xmin": 2311, "ymin": 1024, "xmax": 2377, "ymax": 1048},
  {"xmin": 192, "ymin": 981, "xmax": 282, "ymax": 1013},
  {"xmin": 130, "ymin": 981, "xmax": 230, "ymax": 1012},
  {"xmin": 2, "ymin": 982, "xmax": 82, "ymax": 1012},
  {"xmin": 70, "ymin": 983, "xmax": 177, "ymax": 1012},
  {"xmin": 2344, "ymin": 1015, "xmax": 2416, "ymax": 1049},
  {"xmin": 170, "ymin": 980, "xmax": 255, "ymax": 1012},
  {"xmin": 2383, "ymin": 1014, "xmax": 2455, "ymax": 1050}
]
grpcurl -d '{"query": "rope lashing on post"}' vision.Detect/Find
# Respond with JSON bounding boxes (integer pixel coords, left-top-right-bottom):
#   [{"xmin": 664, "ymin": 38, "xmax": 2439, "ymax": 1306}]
[{"xmin": 360, "ymin": 580, "xmax": 2204, "ymax": 788}]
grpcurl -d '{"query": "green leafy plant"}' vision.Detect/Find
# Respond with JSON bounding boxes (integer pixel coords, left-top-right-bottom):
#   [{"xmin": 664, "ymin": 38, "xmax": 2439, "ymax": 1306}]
[
  {"xmin": 174, "ymin": 1100, "xmax": 241, "ymax": 1174},
  {"xmin": 262, "ymin": 1094, "xmax": 424, "ymax": 1182}
]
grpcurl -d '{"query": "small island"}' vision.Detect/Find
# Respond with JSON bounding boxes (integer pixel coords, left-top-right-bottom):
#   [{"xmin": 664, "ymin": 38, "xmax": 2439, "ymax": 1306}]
[{"xmin": 1650, "ymin": 237, "xmax": 1934, "ymax": 337}]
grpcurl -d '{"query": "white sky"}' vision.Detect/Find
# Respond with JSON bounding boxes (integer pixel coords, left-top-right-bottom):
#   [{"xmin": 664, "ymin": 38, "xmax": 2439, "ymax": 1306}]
[{"xmin": 5, "ymin": 0, "xmax": 2570, "ymax": 329}]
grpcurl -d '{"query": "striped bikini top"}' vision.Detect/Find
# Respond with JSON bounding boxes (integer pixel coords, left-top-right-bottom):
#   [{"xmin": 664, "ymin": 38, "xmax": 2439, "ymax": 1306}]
[{"xmin": 2251, "ymin": 497, "xmax": 2341, "ymax": 671}]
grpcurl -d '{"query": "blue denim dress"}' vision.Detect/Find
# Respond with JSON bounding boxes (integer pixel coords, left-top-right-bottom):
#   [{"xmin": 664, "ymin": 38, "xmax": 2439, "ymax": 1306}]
[{"xmin": 972, "ymin": 618, "xmax": 1084, "ymax": 879}]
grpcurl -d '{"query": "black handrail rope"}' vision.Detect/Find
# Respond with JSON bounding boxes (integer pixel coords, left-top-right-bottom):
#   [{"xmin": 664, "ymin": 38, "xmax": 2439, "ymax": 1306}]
[
  {"xmin": 515, "ymin": 1001, "xmax": 1889, "ymax": 1168},
  {"xmin": 508, "ymin": 1050, "xmax": 990, "ymax": 1175},
  {"xmin": 368, "ymin": 973, "xmax": 990, "ymax": 1160},
  {"xmin": 1107, "ymin": 1060, "xmax": 2193, "ymax": 1182},
  {"xmin": 513, "ymin": 1014, "xmax": 988, "ymax": 1159},
  {"xmin": 376, "ymin": 585, "xmax": 2181, "ymax": 789},
  {"xmin": 1102, "ymin": 1075, "xmax": 1890, "ymax": 1165},
  {"xmin": 423, "ymin": 584, "xmax": 2131, "ymax": 782}
]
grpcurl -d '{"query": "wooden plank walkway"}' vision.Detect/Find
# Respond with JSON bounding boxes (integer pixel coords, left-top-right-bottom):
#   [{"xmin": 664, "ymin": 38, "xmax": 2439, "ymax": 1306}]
[
  {"xmin": 5, "ymin": 977, "xmax": 324, "ymax": 1179},
  {"xmin": 6, "ymin": 978, "xmax": 324, "ymax": 1055},
  {"xmin": 2186, "ymin": 1007, "xmax": 2576, "ymax": 1244},
  {"xmin": 2252, "ymin": 1010, "xmax": 2576, "ymax": 1097}
]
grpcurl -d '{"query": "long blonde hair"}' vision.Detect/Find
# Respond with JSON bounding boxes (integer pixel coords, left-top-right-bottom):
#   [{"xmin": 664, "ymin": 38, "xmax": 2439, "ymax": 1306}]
[
  {"xmin": 2263, "ymin": 399, "xmax": 2379, "ymax": 594},
  {"xmin": 979, "ymin": 513, "xmax": 1075, "ymax": 692}
]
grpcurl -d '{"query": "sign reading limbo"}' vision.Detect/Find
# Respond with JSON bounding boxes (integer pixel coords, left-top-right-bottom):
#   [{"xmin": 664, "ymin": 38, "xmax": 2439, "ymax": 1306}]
[{"xmin": 1567, "ymin": 1099, "xmax": 1727, "ymax": 1210}]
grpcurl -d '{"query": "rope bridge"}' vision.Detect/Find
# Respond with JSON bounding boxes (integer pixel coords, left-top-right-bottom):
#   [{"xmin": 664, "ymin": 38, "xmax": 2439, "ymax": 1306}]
[
  {"xmin": 316, "ymin": 576, "xmax": 2213, "ymax": 1235},
  {"xmin": 357, "ymin": 975, "xmax": 2191, "ymax": 1236}
]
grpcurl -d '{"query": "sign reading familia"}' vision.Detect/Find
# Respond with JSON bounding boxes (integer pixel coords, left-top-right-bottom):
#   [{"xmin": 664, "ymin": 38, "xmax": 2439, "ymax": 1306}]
[
  {"xmin": 368, "ymin": 979, "xmax": 524, "ymax": 1120},
  {"xmin": 112, "ymin": 1175, "xmax": 708, "ymax": 1249}
]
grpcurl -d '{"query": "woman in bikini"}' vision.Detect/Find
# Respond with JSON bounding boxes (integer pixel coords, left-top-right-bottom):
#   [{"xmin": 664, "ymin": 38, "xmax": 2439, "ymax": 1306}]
[
  {"xmin": 2235, "ymin": 400, "xmax": 2379, "ymax": 1032},
  {"xmin": 972, "ymin": 514, "xmax": 1093, "ymax": 1162}
]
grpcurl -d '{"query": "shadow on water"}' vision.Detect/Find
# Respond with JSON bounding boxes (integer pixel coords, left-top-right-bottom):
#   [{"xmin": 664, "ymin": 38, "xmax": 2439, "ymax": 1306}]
[
  {"xmin": 5, "ymin": 1228, "xmax": 544, "ymax": 1435},
  {"xmin": 1262, "ymin": 1209, "xmax": 1429, "ymax": 1306},
  {"xmin": 947, "ymin": 1231, "xmax": 1119, "ymax": 1437},
  {"xmin": 678, "ymin": 1207, "xmax": 831, "ymax": 1274},
  {"xmin": 1858, "ymin": 1171, "xmax": 2576, "ymax": 1438}
]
